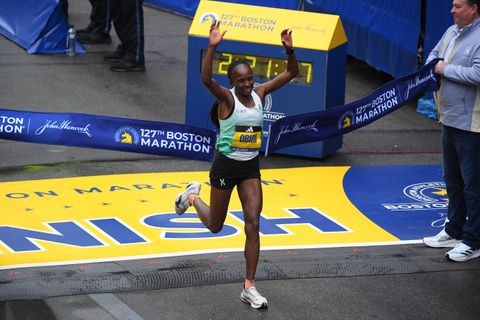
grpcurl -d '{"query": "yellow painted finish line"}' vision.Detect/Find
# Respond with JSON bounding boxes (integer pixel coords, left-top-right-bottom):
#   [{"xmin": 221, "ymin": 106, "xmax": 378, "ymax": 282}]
[{"xmin": 0, "ymin": 167, "xmax": 397, "ymax": 270}]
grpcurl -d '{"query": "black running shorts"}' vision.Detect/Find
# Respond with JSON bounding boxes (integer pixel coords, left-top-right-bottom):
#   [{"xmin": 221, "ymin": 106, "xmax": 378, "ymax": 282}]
[{"xmin": 209, "ymin": 152, "xmax": 261, "ymax": 190}]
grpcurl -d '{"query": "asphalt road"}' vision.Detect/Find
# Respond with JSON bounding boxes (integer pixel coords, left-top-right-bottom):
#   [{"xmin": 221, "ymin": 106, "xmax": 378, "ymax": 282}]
[{"xmin": 2, "ymin": 1, "xmax": 479, "ymax": 320}]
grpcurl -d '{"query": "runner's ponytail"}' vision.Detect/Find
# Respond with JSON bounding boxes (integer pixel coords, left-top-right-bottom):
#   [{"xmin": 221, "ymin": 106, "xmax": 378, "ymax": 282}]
[{"xmin": 210, "ymin": 100, "xmax": 220, "ymax": 128}]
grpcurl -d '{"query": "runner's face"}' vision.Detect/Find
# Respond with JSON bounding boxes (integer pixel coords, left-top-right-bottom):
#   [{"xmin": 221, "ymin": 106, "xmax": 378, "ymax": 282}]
[
  {"xmin": 451, "ymin": 0, "xmax": 478, "ymax": 28},
  {"xmin": 231, "ymin": 65, "xmax": 254, "ymax": 96}
]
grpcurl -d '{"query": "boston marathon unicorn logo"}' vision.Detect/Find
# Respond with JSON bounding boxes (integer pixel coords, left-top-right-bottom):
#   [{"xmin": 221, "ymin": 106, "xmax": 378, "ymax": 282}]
[
  {"xmin": 378, "ymin": 180, "xmax": 449, "ymax": 214},
  {"xmin": 199, "ymin": 12, "xmax": 219, "ymax": 24},
  {"xmin": 403, "ymin": 182, "xmax": 448, "ymax": 203},
  {"xmin": 255, "ymin": 82, "xmax": 273, "ymax": 113},
  {"xmin": 338, "ymin": 111, "xmax": 355, "ymax": 130},
  {"xmin": 114, "ymin": 126, "xmax": 140, "ymax": 145}
]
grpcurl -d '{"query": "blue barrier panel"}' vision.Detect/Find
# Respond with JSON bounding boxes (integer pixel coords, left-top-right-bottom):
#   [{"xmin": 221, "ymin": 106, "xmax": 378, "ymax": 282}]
[
  {"xmin": 424, "ymin": 0, "xmax": 452, "ymax": 60},
  {"xmin": 145, "ymin": 0, "xmax": 301, "ymax": 17},
  {"xmin": 0, "ymin": 0, "xmax": 85, "ymax": 54},
  {"xmin": 144, "ymin": 0, "xmax": 200, "ymax": 17},
  {"xmin": 304, "ymin": 0, "xmax": 421, "ymax": 78},
  {"xmin": 415, "ymin": 0, "xmax": 451, "ymax": 120},
  {"xmin": 216, "ymin": 0, "xmax": 301, "ymax": 9}
]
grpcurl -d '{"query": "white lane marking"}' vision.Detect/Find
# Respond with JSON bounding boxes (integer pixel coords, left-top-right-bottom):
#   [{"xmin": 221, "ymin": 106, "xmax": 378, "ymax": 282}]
[{"xmin": 89, "ymin": 293, "xmax": 144, "ymax": 320}]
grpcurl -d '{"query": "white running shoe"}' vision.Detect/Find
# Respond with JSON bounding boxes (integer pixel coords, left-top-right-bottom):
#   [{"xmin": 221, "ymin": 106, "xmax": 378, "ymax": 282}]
[
  {"xmin": 446, "ymin": 243, "xmax": 480, "ymax": 262},
  {"xmin": 174, "ymin": 182, "xmax": 201, "ymax": 215},
  {"xmin": 240, "ymin": 287, "xmax": 268, "ymax": 309},
  {"xmin": 423, "ymin": 229, "xmax": 461, "ymax": 248}
]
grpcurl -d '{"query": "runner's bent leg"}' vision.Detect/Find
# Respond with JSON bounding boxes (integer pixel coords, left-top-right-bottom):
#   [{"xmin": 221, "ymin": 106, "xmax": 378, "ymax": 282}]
[{"xmin": 192, "ymin": 186, "xmax": 233, "ymax": 233}]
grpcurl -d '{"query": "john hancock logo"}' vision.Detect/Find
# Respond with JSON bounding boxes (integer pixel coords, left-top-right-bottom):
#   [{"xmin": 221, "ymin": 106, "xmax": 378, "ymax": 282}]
[{"xmin": 114, "ymin": 126, "xmax": 140, "ymax": 145}]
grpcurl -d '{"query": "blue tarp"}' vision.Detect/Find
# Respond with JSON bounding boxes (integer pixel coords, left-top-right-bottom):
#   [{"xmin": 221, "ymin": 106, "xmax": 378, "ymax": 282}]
[
  {"xmin": 0, "ymin": 0, "xmax": 85, "ymax": 54},
  {"xmin": 304, "ymin": 0, "xmax": 421, "ymax": 78},
  {"xmin": 145, "ymin": 0, "xmax": 301, "ymax": 17},
  {"xmin": 304, "ymin": 0, "xmax": 454, "ymax": 78},
  {"xmin": 145, "ymin": 0, "xmax": 200, "ymax": 17},
  {"xmin": 2, "ymin": 0, "xmax": 451, "ymax": 63},
  {"xmin": 416, "ymin": 0, "xmax": 452, "ymax": 120},
  {"xmin": 424, "ymin": 0, "xmax": 452, "ymax": 60}
]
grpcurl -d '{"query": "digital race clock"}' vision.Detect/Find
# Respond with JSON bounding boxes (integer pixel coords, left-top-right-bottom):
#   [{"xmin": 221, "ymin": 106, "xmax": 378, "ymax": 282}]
[{"xmin": 201, "ymin": 50, "xmax": 313, "ymax": 85}]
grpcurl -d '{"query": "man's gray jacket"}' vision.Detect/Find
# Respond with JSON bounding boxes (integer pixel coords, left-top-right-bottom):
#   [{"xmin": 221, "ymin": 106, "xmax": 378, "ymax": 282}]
[{"xmin": 427, "ymin": 18, "xmax": 480, "ymax": 132}]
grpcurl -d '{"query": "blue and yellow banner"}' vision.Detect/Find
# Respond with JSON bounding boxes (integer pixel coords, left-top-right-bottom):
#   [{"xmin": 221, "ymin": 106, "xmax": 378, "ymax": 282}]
[
  {"xmin": 0, "ymin": 109, "xmax": 216, "ymax": 162},
  {"xmin": 266, "ymin": 59, "xmax": 441, "ymax": 155},
  {"xmin": 0, "ymin": 165, "xmax": 446, "ymax": 270}
]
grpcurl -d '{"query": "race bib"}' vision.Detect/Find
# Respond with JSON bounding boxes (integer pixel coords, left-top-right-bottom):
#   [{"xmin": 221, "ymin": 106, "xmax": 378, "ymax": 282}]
[{"xmin": 231, "ymin": 126, "xmax": 262, "ymax": 151}]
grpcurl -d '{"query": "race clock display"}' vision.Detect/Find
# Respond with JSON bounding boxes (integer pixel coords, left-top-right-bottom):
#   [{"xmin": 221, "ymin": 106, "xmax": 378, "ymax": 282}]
[{"xmin": 201, "ymin": 50, "xmax": 313, "ymax": 85}]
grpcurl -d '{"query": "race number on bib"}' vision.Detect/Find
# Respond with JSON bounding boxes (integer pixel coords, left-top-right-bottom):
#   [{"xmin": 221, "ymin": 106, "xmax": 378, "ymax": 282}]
[{"xmin": 232, "ymin": 126, "xmax": 262, "ymax": 151}]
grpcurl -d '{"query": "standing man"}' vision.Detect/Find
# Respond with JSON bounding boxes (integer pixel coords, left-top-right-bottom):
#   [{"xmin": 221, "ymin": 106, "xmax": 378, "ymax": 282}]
[
  {"xmin": 423, "ymin": 0, "xmax": 480, "ymax": 262},
  {"xmin": 107, "ymin": 0, "xmax": 145, "ymax": 72},
  {"xmin": 79, "ymin": 0, "xmax": 145, "ymax": 72},
  {"xmin": 77, "ymin": 0, "xmax": 112, "ymax": 44}
]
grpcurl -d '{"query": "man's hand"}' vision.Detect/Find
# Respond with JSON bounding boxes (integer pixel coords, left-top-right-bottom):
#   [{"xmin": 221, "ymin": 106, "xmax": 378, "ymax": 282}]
[{"xmin": 435, "ymin": 60, "xmax": 448, "ymax": 75}]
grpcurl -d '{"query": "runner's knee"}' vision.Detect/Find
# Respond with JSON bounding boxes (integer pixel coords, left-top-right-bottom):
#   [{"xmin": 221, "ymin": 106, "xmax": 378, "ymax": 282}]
[
  {"xmin": 244, "ymin": 219, "xmax": 259, "ymax": 237},
  {"xmin": 209, "ymin": 224, "xmax": 224, "ymax": 234}
]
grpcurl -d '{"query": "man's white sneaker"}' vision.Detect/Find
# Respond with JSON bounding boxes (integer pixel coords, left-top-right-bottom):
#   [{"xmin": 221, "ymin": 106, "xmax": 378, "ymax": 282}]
[
  {"xmin": 446, "ymin": 243, "xmax": 480, "ymax": 262},
  {"xmin": 174, "ymin": 182, "xmax": 201, "ymax": 215},
  {"xmin": 423, "ymin": 229, "xmax": 461, "ymax": 248},
  {"xmin": 240, "ymin": 287, "xmax": 268, "ymax": 309}
]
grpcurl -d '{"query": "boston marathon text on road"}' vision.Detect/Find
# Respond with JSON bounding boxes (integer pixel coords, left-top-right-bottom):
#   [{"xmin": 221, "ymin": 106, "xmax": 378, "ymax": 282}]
[
  {"xmin": 1, "ymin": 179, "xmax": 283, "ymax": 199},
  {"xmin": 0, "ymin": 208, "xmax": 349, "ymax": 253}
]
